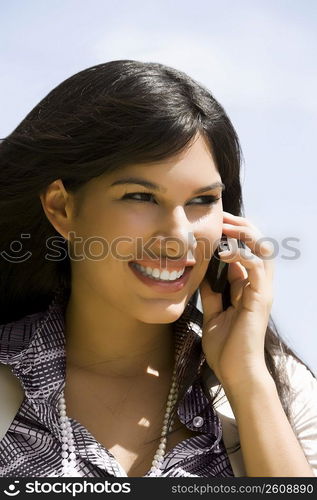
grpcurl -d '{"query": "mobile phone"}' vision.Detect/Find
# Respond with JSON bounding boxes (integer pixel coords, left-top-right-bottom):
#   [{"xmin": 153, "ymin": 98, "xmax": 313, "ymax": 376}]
[{"xmin": 206, "ymin": 235, "xmax": 246, "ymax": 293}]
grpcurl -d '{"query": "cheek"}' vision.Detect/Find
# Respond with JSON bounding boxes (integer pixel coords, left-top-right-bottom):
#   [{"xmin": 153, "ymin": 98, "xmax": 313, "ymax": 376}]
[
  {"xmin": 194, "ymin": 211, "xmax": 223, "ymax": 262},
  {"xmin": 73, "ymin": 201, "xmax": 145, "ymax": 239},
  {"xmin": 70, "ymin": 206, "xmax": 152, "ymax": 263}
]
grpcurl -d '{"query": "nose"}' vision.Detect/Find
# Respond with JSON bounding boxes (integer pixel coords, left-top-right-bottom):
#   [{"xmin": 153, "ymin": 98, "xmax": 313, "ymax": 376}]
[{"xmin": 151, "ymin": 206, "xmax": 197, "ymax": 259}]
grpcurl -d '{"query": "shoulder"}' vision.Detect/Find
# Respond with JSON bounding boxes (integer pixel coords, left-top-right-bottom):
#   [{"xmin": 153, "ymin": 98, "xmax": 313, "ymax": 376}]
[
  {"xmin": 272, "ymin": 352, "xmax": 317, "ymax": 422},
  {"xmin": 274, "ymin": 353, "xmax": 317, "ymax": 474},
  {"xmin": 0, "ymin": 287, "xmax": 67, "ymax": 365},
  {"xmin": 0, "ymin": 310, "xmax": 43, "ymax": 362},
  {"xmin": 276, "ymin": 354, "xmax": 317, "ymax": 476},
  {"xmin": 202, "ymin": 353, "xmax": 317, "ymax": 476}
]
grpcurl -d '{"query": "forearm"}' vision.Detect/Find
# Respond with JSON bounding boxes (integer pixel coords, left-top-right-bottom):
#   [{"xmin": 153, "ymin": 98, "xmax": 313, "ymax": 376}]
[{"xmin": 224, "ymin": 374, "xmax": 314, "ymax": 477}]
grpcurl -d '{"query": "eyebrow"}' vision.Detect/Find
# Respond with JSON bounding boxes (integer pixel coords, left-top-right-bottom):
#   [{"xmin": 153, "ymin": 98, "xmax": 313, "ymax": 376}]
[{"xmin": 110, "ymin": 177, "xmax": 225, "ymax": 194}]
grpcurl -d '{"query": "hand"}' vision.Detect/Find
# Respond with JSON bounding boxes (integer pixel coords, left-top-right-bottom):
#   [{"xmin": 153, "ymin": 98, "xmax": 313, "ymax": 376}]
[{"xmin": 199, "ymin": 211, "xmax": 275, "ymax": 391}]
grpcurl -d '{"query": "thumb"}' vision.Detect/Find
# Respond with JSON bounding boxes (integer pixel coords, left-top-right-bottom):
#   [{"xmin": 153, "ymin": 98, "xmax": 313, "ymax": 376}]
[{"xmin": 199, "ymin": 277, "xmax": 223, "ymax": 322}]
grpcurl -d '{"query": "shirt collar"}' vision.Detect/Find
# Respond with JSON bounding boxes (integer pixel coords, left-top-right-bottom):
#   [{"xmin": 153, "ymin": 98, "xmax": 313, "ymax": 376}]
[{"xmin": 0, "ymin": 286, "xmax": 205, "ymax": 405}]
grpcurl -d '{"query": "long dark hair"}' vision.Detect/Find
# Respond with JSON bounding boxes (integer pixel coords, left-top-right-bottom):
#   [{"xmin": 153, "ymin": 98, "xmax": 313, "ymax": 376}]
[{"xmin": 0, "ymin": 60, "xmax": 314, "ymax": 438}]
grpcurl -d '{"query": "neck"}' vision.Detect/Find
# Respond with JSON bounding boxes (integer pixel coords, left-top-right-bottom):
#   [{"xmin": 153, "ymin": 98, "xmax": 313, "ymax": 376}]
[{"xmin": 64, "ymin": 287, "xmax": 175, "ymax": 379}]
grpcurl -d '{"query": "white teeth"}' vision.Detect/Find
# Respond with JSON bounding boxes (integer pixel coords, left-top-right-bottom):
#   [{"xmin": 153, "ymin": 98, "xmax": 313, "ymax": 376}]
[
  {"xmin": 152, "ymin": 268, "xmax": 160, "ymax": 278},
  {"xmin": 132, "ymin": 263, "xmax": 185, "ymax": 281},
  {"xmin": 160, "ymin": 270, "xmax": 171, "ymax": 280}
]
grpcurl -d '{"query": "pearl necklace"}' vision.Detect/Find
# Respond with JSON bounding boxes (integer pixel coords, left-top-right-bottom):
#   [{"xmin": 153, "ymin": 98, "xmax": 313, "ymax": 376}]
[
  {"xmin": 148, "ymin": 364, "xmax": 178, "ymax": 476},
  {"xmin": 58, "ymin": 395, "xmax": 79, "ymax": 477},
  {"xmin": 58, "ymin": 358, "xmax": 179, "ymax": 477}
]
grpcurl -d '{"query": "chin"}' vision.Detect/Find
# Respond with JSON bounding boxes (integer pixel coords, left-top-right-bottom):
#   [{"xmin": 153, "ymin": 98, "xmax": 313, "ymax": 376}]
[{"xmin": 137, "ymin": 299, "xmax": 189, "ymax": 324}]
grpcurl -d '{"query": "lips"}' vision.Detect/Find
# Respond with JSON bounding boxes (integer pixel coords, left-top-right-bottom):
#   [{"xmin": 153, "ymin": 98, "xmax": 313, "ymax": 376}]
[
  {"xmin": 131, "ymin": 262, "xmax": 185, "ymax": 280},
  {"xmin": 129, "ymin": 259, "xmax": 196, "ymax": 272},
  {"xmin": 128, "ymin": 261, "xmax": 193, "ymax": 293}
]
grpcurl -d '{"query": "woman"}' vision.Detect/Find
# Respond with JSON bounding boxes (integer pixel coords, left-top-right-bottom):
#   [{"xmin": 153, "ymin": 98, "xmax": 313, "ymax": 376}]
[{"xmin": 0, "ymin": 60, "xmax": 316, "ymax": 477}]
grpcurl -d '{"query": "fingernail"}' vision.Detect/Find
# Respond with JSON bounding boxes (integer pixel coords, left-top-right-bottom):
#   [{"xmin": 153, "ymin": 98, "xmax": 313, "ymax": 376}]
[
  {"xmin": 243, "ymin": 247, "xmax": 252, "ymax": 258},
  {"xmin": 218, "ymin": 250, "xmax": 231, "ymax": 257}
]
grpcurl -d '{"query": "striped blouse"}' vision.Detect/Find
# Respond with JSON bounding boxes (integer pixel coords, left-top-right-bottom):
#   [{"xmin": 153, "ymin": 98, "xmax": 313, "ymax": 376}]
[{"xmin": 0, "ymin": 286, "xmax": 234, "ymax": 477}]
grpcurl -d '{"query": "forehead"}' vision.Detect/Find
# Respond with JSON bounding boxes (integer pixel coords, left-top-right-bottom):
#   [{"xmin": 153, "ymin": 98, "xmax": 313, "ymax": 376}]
[{"xmin": 106, "ymin": 135, "xmax": 219, "ymax": 184}]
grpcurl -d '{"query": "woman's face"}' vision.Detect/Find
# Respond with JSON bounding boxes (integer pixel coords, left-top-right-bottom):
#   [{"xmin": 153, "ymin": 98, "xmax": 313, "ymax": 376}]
[{"xmin": 67, "ymin": 133, "xmax": 224, "ymax": 323}]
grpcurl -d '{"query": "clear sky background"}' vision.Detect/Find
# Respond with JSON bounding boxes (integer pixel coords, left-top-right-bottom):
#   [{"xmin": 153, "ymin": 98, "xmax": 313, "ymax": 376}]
[{"xmin": 1, "ymin": 0, "xmax": 316, "ymax": 371}]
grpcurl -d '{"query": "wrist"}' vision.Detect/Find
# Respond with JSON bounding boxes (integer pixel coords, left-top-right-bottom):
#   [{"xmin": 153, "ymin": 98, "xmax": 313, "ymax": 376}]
[{"xmin": 222, "ymin": 370, "xmax": 277, "ymax": 412}]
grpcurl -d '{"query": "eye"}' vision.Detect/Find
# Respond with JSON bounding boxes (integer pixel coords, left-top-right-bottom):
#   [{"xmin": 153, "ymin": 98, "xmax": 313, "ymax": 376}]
[
  {"xmin": 121, "ymin": 192, "xmax": 221, "ymax": 205},
  {"xmin": 121, "ymin": 192, "xmax": 158, "ymax": 203},
  {"xmin": 189, "ymin": 195, "xmax": 221, "ymax": 205},
  {"xmin": 120, "ymin": 192, "xmax": 222, "ymax": 205}
]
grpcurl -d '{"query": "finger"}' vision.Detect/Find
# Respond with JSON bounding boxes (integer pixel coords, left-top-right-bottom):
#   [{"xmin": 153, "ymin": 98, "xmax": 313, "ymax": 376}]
[
  {"xmin": 223, "ymin": 227, "xmax": 274, "ymax": 284},
  {"xmin": 222, "ymin": 212, "xmax": 275, "ymax": 259},
  {"xmin": 227, "ymin": 259, "xmax": 248, "ymax": 282},
  {"xmin": 222, "ymin": 211, "xmax": 255, "ymax": 227},
  {"xmin": 219, "ymin": 246, "xmax": 268, "ymax": 297},
  {"xmin": 223, "ymin": 224, "xmax": 273, "ymax": 255}
]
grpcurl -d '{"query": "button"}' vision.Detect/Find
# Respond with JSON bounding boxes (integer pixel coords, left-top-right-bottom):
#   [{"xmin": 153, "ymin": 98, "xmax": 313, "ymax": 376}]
[{"xmin": 192, "ymin": 416, "xmax": 204, "ymax": 428}]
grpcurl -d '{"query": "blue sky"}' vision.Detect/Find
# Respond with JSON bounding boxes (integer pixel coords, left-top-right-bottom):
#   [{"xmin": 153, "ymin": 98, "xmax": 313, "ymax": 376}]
[{"xmin": 1, "ymin": 0, "xmax": 316, "ymax": 371}]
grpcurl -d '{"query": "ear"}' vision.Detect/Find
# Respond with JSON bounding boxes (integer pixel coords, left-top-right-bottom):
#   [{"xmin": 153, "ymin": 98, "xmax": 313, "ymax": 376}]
[{"xmin": 40, "ymin": 179, "xmax": 75, "ymax": 241}]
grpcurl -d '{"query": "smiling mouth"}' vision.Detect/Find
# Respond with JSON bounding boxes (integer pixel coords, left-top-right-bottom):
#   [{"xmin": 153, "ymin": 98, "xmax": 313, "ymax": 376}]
[
  {"xmin": 128, "ymin": 262, "xmax": 194, "ymax": 293},
  {"xmin": 130, "ymin": 262, "xmax": 187, "ymax": 281}
]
